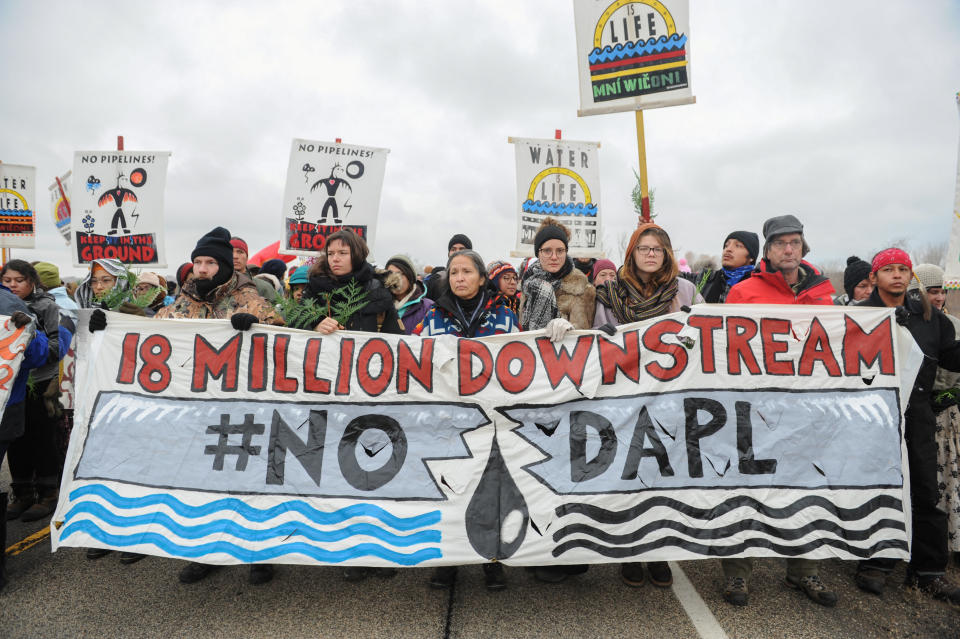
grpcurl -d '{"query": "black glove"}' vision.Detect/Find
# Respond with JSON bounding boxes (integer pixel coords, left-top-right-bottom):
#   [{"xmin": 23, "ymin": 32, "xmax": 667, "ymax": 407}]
[
  {"xmin": 10, "ymin": 311, "xmax": 31, "ymax": 329},
  {"xmin": 230, "ymin": 313, "xmax": 258, "ymax": 331},
  {"xmin": 895, "ymin": 306, "xmax": 909, "ymax": 326},
  {"xmin": 597, "ymin": 322, "xmax": 617, "ymax": 336},
  {"xmin": 89, "ymin": 309, "xmax": 107, "ymax": 333},
  {"xmin": 680, "ymin": 305, "xmax": 692, "ymax": 313}
]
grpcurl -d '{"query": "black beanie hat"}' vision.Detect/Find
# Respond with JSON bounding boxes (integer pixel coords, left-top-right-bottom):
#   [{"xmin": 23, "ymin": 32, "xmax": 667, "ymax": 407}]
[
  {"xmin": 448, "ymin": 233, "xmax": 472, "ymax": 252},
  {"xmin": 259, "ymin": 258, "xmax": 287, "ymax": 282},
  {"xmin": 191, "ymin": 227, "xmax": 235, "ymax": 275},
  {"xmin": 843, "ymin": 256, "xmax": 872, "ymax": 299},
  {"xmin": 534, "ymin": 223, "xmax": 569, "ymax": 255},
  {"xmin": 723, "ymin": 231, "xmax": 760, "ymax": 264}
]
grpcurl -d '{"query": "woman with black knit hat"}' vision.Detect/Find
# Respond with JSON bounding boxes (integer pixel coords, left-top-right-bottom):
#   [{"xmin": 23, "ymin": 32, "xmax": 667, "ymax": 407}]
[
  {"xmin": 835, "ymin": 256, "xmax": 873, "ymax": 305},
  {"xmin": 520, "ymin": 217, "xmax": 595, "ymax": 336},
  {"xmin": 691, "ymin": 231, "xmax": 759, "ymax": 304}
]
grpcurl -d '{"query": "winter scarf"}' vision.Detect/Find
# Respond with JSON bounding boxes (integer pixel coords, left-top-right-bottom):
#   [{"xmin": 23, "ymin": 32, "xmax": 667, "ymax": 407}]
[
  {"xmin": 722, "ymin": 264, "xmax": 754, "ymax": 287},
  {"xmin": 596, "ymin": 275, "xmax": 679, "ymax": 323},
  {"xmin": 520, "ymin": 258, "xmax": 574, "ymax": 330}
]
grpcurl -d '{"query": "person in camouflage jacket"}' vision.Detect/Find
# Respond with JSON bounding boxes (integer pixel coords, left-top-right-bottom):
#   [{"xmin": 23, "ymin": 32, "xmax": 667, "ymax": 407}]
[{"xmin": 154, "ymin": 227, "xmax": 283, "ymax": 325}]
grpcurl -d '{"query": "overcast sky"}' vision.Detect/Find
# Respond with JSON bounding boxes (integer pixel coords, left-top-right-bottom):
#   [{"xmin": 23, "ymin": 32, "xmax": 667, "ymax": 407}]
[{"xmin": 1, "ymin": 0, "xmax": 959, "ymax": 278}]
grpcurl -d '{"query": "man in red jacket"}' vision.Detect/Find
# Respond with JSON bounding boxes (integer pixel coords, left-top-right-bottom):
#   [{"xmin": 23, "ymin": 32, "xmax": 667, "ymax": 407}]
[
  {"xmin": 726, "ymin": 215, "xmax": 834, "ymax": 305},
  {"xmin": 721, "ymin": 214, "xmax": 838, "ymax": 608}
]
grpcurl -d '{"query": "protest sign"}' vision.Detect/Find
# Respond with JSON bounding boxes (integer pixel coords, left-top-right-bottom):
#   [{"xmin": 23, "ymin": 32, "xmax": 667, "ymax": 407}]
[
  {"xmin": 70, "ymin": 151, "xmax": 171, "ymax": 267},
  {"xmin": 944, "ymin": 92, "xmax": 960, "ymax": 288},
  {"xmin": 510, "ymin": 137, "xmax": 603, "ymax": 258},
  {"xmin": 0, "ymin": 316, "xmax": 35, "ymax": 418},
  {"xmin": 0, "ymin": 164, "xmax": 37, "ymax": 249},
  {"xmin": 573, "ymin": 0, "xmax": 695, "ymax": 116},
  {"xmin": 279, "ymin": 139, "xmax": 389, "ymax": 257},
  {"xmin": 48, "ymin": 171, "xmax": 72, "ymax": 244},
  {"xmin": 53, "ymin": 305, "xmax": 920, "ymax": 567}
]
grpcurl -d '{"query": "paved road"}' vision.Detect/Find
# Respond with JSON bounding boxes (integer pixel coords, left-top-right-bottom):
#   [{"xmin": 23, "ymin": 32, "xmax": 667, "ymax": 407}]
[{"xmin": 3, "ymin": 464, "xmax": 958, "ymax": 638}]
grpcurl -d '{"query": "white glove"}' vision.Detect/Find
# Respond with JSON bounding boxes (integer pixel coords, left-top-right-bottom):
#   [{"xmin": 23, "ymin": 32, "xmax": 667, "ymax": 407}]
[{"xmin": 544, "ymin": 317, "xmax": 575, "ymax": 343}]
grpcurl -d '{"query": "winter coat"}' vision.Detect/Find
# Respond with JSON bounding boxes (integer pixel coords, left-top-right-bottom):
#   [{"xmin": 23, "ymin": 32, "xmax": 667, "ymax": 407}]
[
  {"xmin": 414, "ymin": 290, "xmax": 520, "ymax": 337},
  {"xmin": 293, "ymin": 260, "xmax": 403, "ymax": 334},
  {"xmin": 934, "ymin": 312, "xmax": 960, "ymax": 392},
  {"xmin": 859, "ymin": 289, "xmax": 960, "ymax": 404},
  {"xmin": 395, "ymin": 280, "xmax": 434, "ymax": 335},
  {"xmin": 155, "ymin": 272, "xmax": 284, "ymax": 324},
  {"xmin": 23, "ymin": 290, "xmax": 63, "ymax": 383},
  {"xmin": 726, "ymin": 259, "xmax": 835, "ymax": 305},
  {"xmin": 593, "ymin": 277, "xmax": 701, "ymax": 328},
  {"xmin": 48, "ymin": 286, "xmax": 79, "ymax": 324},
  {"xmin": 246, "ymin": 268, "xmax": 278, "ymax": 302},
  {"xmin": 425, "ymin": 267, "xmax": 446, "ymax": 302},
  {"xmin": 520, "ymin": 260, "xmax": 596, "ymax": 331},
  {"xmin": 689, "ymin": 268, "xmax": 753, "ymax": 304}
]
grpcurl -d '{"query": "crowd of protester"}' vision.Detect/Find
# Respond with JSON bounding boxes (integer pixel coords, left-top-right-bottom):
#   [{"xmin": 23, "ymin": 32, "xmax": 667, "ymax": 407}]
[{"xmin": 1, "ymin": 214, "xmax": 959, "ymax": 612}]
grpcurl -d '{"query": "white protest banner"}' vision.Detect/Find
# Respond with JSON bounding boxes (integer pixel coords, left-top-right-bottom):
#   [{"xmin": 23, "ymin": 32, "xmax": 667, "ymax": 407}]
[
  {"xmin": 0, "ymin": 316, "xmax": 34, "ymax": 416},
  {"xmin": 279, "ymin": 139, "xmax": 389, "ymax": 257},
  {"xmin": 54, "ymin": 306, "xmax": 919, "ymax": 567},
  {"xmin": 510, "ymin": 137, "xmax": 603, "ymax": 258},
  {"xmin": 944, "ymin": 92, "xmax": 960, "ymax": 288},
  {"xmin": 573, "ymin": 0, "xmax": 695, "ymax": 116},
  {"xmin": 48, "ymin": 170, "xmax": 72, "ymax": 244},
  {"xmin": 58, "ymin": 337, "xmax": 76, "ymax": 411},
  {"xmin": 0, "ymin": 164, "xmax": 37, "ymax": 249},
  {"xmin": 71, "ymin": 151, "xmax": 171, "ymax": 267}
]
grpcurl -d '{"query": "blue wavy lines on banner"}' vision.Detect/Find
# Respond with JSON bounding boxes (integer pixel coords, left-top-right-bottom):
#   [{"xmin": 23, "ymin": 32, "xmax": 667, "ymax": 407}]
[
  {"xmin": 64, "ymin": 502, "xmax": 440, "ymax": 547},
  {"xmin": 61, "ymin": 521, "xmax": 441, "ymax": 565},
  {"xmin": 589, "ymin": 34, "xmax": 687, "ymax": 64},
  {"xmin": 522, "ymin": 201, "xmax": 598, "ymax": 217},
  {"xmin": 70, "ymin": 485, "xmax": 440, "ymax": 531}
]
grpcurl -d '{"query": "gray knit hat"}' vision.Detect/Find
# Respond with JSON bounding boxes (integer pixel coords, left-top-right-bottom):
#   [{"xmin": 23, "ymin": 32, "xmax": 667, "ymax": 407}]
[{"xmin": 908, "ymin": 263, "xmax": 944, "ymax": 291}]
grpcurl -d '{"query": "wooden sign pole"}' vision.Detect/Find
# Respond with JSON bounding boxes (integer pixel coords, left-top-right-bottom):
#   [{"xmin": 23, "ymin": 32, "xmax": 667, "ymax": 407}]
[{"xmin": 635, "ymin": 111, "xmax": 651, "ymax": 224}]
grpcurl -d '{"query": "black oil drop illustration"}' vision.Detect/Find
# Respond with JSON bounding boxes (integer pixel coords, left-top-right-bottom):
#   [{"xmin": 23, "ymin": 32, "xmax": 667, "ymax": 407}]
[{"xmin": 465, "ymin": 437, "xmax": 529, "ymax": 560}]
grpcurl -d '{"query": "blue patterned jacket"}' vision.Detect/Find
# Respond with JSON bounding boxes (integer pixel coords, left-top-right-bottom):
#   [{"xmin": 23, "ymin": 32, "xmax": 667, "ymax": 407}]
[{"xmin": 414, "ymin": 291, "xmax": 520, "ymax": 337}]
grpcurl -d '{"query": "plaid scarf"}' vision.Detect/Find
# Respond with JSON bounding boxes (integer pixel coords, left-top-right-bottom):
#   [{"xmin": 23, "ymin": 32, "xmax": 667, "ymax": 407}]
[{"xmin": 596, "ymin": 276, "xmax": 679, "ymax": 323}]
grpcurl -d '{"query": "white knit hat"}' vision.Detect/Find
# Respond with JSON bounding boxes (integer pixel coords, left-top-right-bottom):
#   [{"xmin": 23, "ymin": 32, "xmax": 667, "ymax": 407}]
[{"xmin": 908, "ymin": 263, "xmax": 944, "ymax": 291}]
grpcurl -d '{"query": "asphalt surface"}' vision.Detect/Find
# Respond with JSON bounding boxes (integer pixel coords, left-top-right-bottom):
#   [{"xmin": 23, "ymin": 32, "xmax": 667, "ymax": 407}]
[{"xmin": 3, "ymin": 462, "xmax": 959, "ymax": 638}]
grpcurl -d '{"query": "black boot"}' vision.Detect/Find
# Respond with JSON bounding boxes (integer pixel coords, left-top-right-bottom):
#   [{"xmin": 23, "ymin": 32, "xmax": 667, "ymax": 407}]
[{"xmin": 0, "ymin": 493, "xmax": 8, "ymax": 592}]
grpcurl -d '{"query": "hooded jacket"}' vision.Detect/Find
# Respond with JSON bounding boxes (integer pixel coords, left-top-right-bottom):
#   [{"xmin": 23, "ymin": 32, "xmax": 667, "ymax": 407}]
[
  {"xmin": 394, "ymin": 279, "xmax": 434, "ymax": 335},
  {"xmin": 293, "ymin": 260, "xmax": 403, "ymax": 334},
  {"xmin": 74, "ymin": 258, "xmax": 129, "ymax": 309},
  {"xmin": 414, "ymin": 289, "xmax": 519, "ymax": 337},
  {"xmin": 23, "ymin": 289, "xmax": 64, "ymax": 382},
  {"xmin": 726, "ymin": 259, "xmax": 834, "ymax": 305},
  {"xmin": 155, "ymin": 272, "xmax": 284, "ymax": 324}
]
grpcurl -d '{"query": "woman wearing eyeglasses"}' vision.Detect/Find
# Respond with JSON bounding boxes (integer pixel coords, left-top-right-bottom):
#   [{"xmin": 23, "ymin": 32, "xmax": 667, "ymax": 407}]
[
  {"xmin": 593, "ymin": 222, "xmax": 703, "ymax": 590},
  {"xmin": 519, "ymin": 218, "xmax": 595, "ymax": 336},
  {"xmin": 74, "ymin": 258, "xmax": 129, "ymax": 309}
]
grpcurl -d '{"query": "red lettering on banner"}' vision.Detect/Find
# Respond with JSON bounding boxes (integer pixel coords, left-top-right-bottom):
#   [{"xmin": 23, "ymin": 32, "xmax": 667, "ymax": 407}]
[
  {"xmin": 248, "ymin": 334, "xmax": 268, "ymax": 391},
  {"xmin": 687, "ymin": 316, "xmax": 722, "ymax": 374},
  {"xmin": 535, "ymin": 335, "xmax": 594, "ymax": 390},
  {"xmin": 137, "ymin": 335, "xmax": 171, "ymax": 393},
  {"xmin": 726, "ymin": 317, "xmax": 762, "ymax": 375},
  {"xmin": 642, "ymin": 319, "xmax": 688, "ymax": 381},
  {"xmin": 760, "ymin": 318, "xmax": 794, "ymax": 376},
  {"xmin": 116, "ymin": 333, "xmax": 140, "ymax": 384},
  {"xmin": 302, "ymin": 338, "xmax": 331, "ymax": 393},
  {"xmin": 397, "ymin": 339, "xmax": 434, "ymax": 393},
  {"xmin": 272, "ymin": 334, "xmax": 298, "ymax": 393},
  {"xmin": 495, "ymin": 341, "xmax": 536, "ymax": 394},
  {"xmin": 798, "ymin": 317, "xmax": 842, "ymax": 376},
  {"xmin": 191, "ymin": 334, "xmax": 241, "ymax": 392},
  {"xmin": 843, "ymin": 315, "xmax": 895, "ymax": 376},
  {"xmin": 458, "ymin": 339, "xmax": 493, "ymax": 395},
  {"xmin": 357, "ymin": 338, "xmax": 394, "ymax": 396},
  {"xmin": 599, "ymin": 330, "xmax": 641, "ymax": 385},
  {"xmin": 335, "ymin": 338, "xmax": 355, "ymax": 395}
]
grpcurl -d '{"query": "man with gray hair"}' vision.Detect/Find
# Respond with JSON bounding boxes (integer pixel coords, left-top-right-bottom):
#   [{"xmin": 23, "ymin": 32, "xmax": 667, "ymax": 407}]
[{"xmin": 722, "ymin": 214, "xmax": 838, "ymax": 607}]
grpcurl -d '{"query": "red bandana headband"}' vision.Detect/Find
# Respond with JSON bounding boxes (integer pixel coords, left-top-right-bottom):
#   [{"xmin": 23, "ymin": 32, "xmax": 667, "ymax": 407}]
[{"xmin": 871, "ymin": 248, "xmax": 912, "ymax": 273}]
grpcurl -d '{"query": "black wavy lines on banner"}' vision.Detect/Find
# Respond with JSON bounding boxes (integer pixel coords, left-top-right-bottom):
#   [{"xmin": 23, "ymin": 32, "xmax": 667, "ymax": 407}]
[
  {"xmin": 552, "ymin": 536, "xmax": 908, "ymax": 559},
  {"xmin": 553, "ymin": 517, "xmax": 905, "ymax": 545},
  {"xmin": 556, "ymin": 495, "xmax": 903, "ymax": 524}
]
